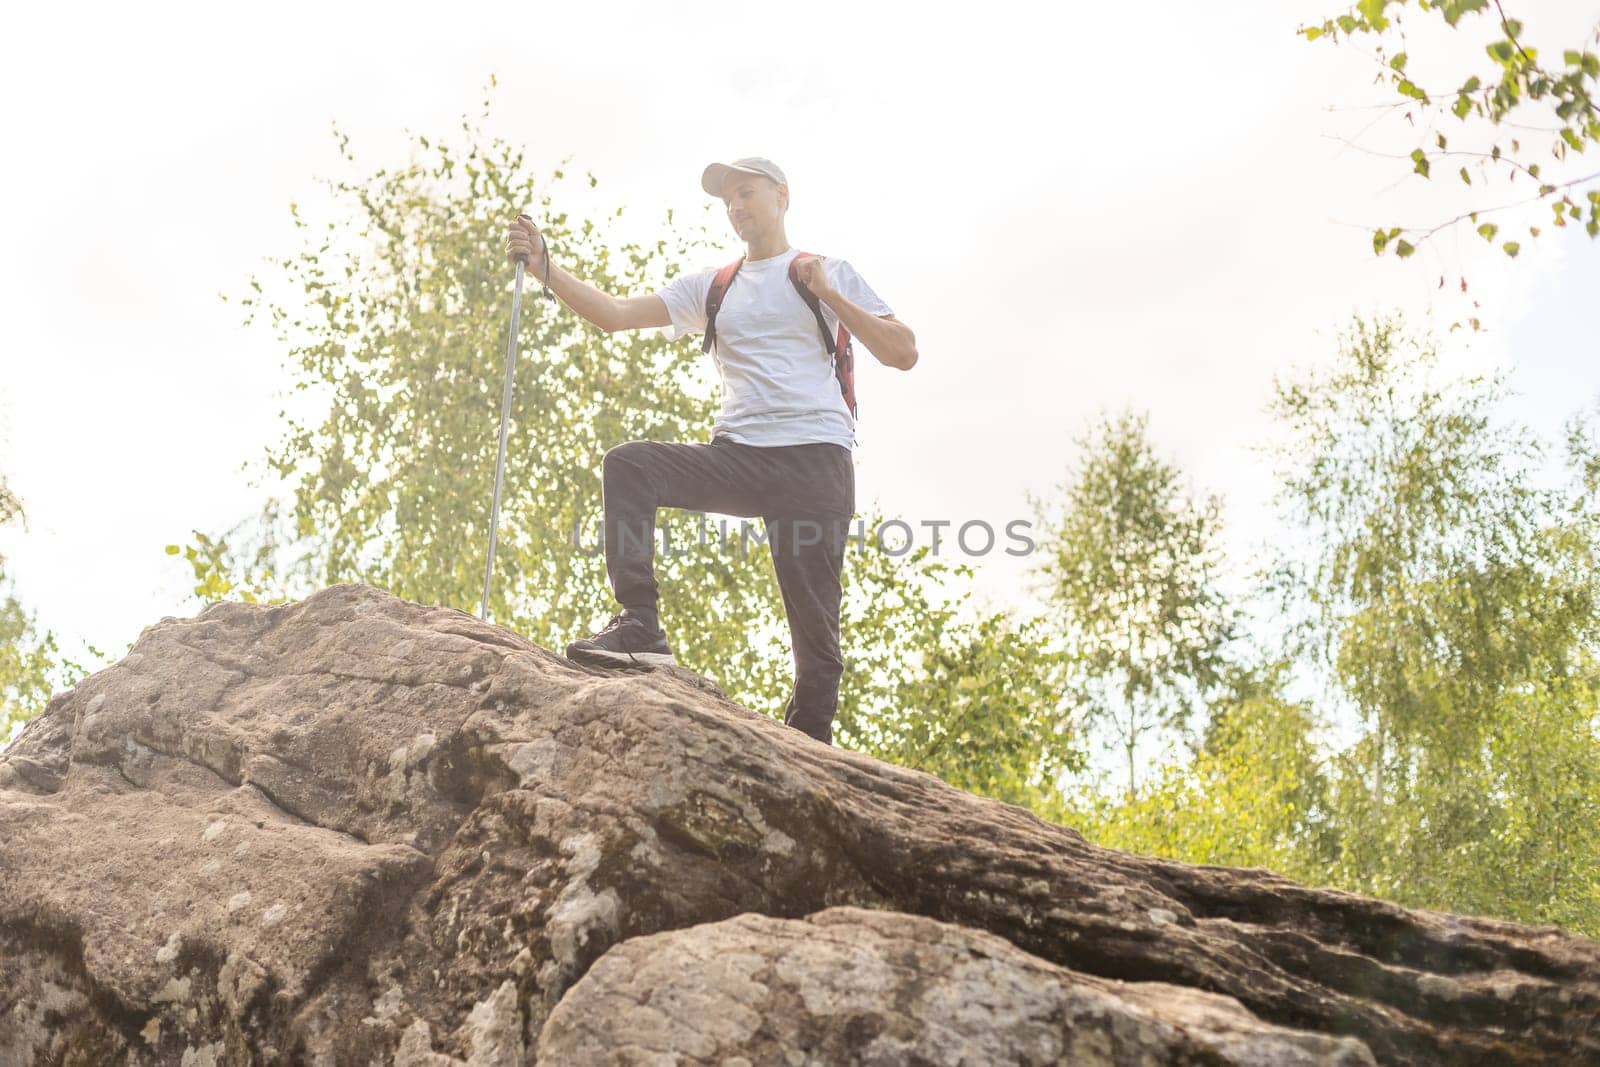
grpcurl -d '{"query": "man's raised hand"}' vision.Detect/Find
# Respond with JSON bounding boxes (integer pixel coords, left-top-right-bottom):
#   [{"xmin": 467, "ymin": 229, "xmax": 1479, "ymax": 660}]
[
  {"xmin": 504, "ymin": 215, "xmax": 550, "ymax": 282},
  {"xmin": 794, "ymin": 255, "xmax": 835, "ymax": 300}
]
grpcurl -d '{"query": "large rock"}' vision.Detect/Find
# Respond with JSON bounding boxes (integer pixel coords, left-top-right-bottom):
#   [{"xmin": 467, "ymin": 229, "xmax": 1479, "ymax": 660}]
[
  {"xmin": 1, "ymin": 583, "xmax": 1596, "ymax": 1065},
  {"xmin": 538, "ymin": 907, "xmax": 1378, "ymax": 1066}
]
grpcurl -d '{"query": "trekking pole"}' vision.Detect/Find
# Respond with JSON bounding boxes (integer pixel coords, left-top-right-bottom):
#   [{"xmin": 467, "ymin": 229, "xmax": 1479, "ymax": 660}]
[{"xmin": 479, "ymin": 231, "xmax": 529, "ymax": 622}]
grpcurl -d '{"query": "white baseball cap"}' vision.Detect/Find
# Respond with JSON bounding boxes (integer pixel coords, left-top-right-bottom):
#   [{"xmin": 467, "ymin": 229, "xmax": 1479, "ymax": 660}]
[{"xmin": 701, "ymin": 157, "xmax": 788, "ymax": 198}]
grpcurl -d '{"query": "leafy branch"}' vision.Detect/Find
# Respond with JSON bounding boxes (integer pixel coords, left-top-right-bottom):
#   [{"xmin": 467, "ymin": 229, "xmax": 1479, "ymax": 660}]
[{"xmin": 1304, "ymin": 1, "xmax": 1600, "ymax": 260}]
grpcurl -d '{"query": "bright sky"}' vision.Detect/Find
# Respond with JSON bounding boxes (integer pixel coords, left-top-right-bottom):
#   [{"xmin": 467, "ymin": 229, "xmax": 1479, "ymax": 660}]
[{"xmin": 3, "ymin": 0, "xmax": 1598, "ymax": 749}]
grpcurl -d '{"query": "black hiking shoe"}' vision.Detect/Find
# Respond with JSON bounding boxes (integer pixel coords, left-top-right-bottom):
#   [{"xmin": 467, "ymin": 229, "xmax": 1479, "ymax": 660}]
[
  {"xmin": 783, "ymin": 693, "xmax": 834, "ymax": 745},
  {"xmin": 565, "ymin": 609, "xmax": 677, "ymax": 668}
]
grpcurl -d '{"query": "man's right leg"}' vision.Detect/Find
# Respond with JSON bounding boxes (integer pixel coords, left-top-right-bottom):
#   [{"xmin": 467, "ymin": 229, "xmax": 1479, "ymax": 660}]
[{"xmin": 600, "ymin": 437, "xmax": 769, "ymax": 626}]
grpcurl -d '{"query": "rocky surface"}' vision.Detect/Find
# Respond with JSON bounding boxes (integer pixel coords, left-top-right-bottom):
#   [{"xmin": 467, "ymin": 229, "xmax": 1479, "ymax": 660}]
[
  {"xmin": 538, "ymin": 906, "xmax": 1378, "ymax": 1066},
  {"xmin": 1, "ymin": 583, "xmax": 1597, "ymax": 1065}
]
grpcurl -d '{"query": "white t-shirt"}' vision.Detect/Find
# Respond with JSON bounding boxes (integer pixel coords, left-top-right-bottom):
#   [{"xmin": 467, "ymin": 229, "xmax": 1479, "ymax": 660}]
[{"xmin": 654, "ymin": 247, "xmax": 894, "ymax": 449}]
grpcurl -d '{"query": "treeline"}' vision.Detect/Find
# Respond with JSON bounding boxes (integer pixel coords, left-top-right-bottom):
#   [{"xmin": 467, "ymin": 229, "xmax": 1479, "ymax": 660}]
[{"xmin": 1045, "ymin": 320, "xmax": 1600, "ymax": 939}]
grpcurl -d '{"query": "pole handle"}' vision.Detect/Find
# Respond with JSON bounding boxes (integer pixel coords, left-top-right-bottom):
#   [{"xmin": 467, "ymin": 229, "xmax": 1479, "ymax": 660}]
[
  {"xmin": 513, "ymin": 213, "xmax": 551, "ymax": 297},
  {"xmin": 513, "ymin": 213, "xmax": 531, "ymax": 266}
]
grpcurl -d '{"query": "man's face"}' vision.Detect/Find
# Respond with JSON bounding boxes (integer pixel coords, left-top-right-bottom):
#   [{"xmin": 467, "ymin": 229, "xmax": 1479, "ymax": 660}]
[{"xmin": 721, "ymin": 172, "xmax": 787, "ymax": 237}]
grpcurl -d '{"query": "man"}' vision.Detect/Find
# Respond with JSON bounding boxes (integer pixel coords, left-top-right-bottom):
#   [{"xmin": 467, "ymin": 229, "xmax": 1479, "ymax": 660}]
[{"xmin": 504, "ymin": 157, "xmax": 917, "ymax": 744}]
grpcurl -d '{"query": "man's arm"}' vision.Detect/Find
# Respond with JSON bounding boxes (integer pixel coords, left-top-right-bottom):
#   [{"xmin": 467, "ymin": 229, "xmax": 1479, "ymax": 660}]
[
  {"xmin": 793, "ymin": 257, "xmax": 918, "ymax": 370},
  {"xmin": 532, "ymin": 263, "xmax": 671, "ymax": 334},
  {"xmin": 506, "ymin": 217, "xmax": 670, "ymax": 333},
  {"xmin": 842, "ymin": 309, "xmax": 917, "ymax": 371}
]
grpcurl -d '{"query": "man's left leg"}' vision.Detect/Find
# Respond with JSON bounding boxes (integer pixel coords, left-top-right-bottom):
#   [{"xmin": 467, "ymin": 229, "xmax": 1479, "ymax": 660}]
[{"xmin": 766, "ymin": 512, "xmax": 851, "ymax": 745}]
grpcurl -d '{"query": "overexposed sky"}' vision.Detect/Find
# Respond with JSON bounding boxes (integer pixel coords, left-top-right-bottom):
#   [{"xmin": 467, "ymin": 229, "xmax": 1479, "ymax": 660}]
[{"xmin": 2, "ymin": 0, "xmax": 1597, "ymax": 725}]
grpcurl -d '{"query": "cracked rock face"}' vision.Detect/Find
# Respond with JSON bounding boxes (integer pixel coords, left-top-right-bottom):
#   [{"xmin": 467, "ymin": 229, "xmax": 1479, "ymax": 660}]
[{"xmin": 2, "ymin": 583, "xmax": 1598, "ymax": 1065}]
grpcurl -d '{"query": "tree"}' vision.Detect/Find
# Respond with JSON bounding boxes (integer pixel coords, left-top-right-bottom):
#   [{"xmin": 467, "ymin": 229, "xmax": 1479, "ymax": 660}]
[
  {"xmin": 1305, "ymin": 0, "xmax": 1600, "ymax": 263},
  {"xmin": 1029, "ymin": 410, "xmax": 1235, "ymax": 801},
  {"xmin": 1264, "ymin": 314, "xmax": 1600, "ymax": 933},
  {"xmin": 165, "ymin": 86, "xmax": 809, "ymax": 712},
  {"xmin": 1050, "ymin": 671, "xmax": 1338, "ymax": 885}
]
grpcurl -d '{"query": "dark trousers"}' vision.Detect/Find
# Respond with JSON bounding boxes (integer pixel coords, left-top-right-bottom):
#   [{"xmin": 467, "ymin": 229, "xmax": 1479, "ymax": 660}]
[{"xmin": 600, "ymin": 435, "xmax": 855, "ymax": 744}]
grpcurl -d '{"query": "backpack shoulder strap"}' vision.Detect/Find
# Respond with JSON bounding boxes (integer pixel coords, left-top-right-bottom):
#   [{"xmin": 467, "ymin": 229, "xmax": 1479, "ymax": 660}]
[
  {"xmin": 788, "ymin": 252, "xmax": 859, "ymax": 421},
  {"xmin": 786, "ymin": 253, "xmax": 835, "ymax": 355},
  {"xmin": 702, "ymin": 257, "xmax": 745, "ymax": 355}
]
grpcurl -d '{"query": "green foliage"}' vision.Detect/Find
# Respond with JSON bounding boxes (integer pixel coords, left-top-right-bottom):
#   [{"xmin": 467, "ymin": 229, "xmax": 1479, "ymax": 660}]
[
  {"xmin": 1052, "ymin": 677, "xmax": 1337, "ymax": 883},
  {"xmin": 165, "ymin": 527, "xmax": 270, "ymax": 604},
  {"xmin": 1029, "ymin": 410, "xmax": 1235, "ymax": 799},
  {"xmin": 1303, "ymin": 0, "xmax": 1600, "ymax": 261},
  {"xmin": 0, "ymin": 581, "xmax": 62, "ymax": 747},
  {"xmin": 1263, "ymin": 315, "xmax": 1600, "ymax": 935},
  {"xmin": 222, "ymin": 109, "xmax": 725, "ymax": 647},
  {"xmin": 1054, "ymin": 321, "xmax": 1600, "ymax": 938},
  {"xmin": 839, "ymin": 532, "xmax": 1082, "ymax": 809},
  {"xmin": 1, "ymin": 476, "xmax": 102, "ymax": 746}
]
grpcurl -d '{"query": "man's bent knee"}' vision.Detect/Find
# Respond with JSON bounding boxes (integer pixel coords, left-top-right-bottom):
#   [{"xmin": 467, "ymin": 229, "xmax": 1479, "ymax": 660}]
[{"xmin": 602, "ymin": 440, "xmax": 650, "ymax": 478}]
